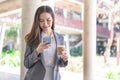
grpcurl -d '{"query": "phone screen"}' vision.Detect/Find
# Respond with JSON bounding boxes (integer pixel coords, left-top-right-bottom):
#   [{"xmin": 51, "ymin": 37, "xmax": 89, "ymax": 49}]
[{"xmin": 43, "ymin": 37, "xmax": 51, "ymax": 44}]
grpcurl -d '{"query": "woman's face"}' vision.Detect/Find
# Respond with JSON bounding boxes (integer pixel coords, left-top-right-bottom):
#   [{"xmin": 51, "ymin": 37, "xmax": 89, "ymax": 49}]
[{"xmin": 39, "ymin": 12, "xmax": 53, "ymax": 32}]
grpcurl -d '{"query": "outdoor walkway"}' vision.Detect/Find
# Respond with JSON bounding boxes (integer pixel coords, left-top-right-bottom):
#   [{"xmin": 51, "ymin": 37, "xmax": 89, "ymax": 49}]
[
  {"xmin": 0, "ymin": 72, "xmax": 20, "ymax": 80},
  {"xmin": 60, "ymin": 70, "xmax": 83, "ymax": 80},
  {"xmin": 0, "ymin": 66, "xmax": 20, "ymax": 80},
  {"xmin": 0, "ymin": 56, "xmax": 120, "ymax": 80},
  {"xmin": 0, "ymin": 70, "xmax": 82, "ymax": 80}
]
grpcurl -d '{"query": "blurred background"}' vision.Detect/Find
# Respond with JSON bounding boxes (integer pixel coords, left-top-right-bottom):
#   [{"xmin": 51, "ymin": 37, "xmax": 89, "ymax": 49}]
[{"xmin": 0, "ymin": 0, "xmax": 120, "ymax": 80}]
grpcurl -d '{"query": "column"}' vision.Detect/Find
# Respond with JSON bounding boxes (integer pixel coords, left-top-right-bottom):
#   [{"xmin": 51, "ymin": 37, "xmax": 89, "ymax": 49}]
[
  {"xmin": 0, "ymin": 23, "xmax": 6, "ymax": 55},
  {"xmin": 64, "ymin": 35, "xmax": 70, "ymax": 56},
  {"xmin": 83, "ymin": 0, "xmax": 96, "ymax": 80},
  {"xmin": 116, "ymin": 37, "xmax": 120, "ymax": 65},
  {"xmin": 21, "ymin": 0, "xmax": 42, "ymax": 80}
]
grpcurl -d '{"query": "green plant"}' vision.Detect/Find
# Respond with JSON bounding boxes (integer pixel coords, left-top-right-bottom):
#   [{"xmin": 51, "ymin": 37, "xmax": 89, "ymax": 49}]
[
  {"xmin": 115, "ymin": 72, "xmax": 120, "ymax": 80},
  {"xmin": 5, "ymin": 27, "xmax": 18, "ymax": 39},
  {"xmin": 70, "ymin": 46, "xmax": 82, "ymax": 56},
  {"xmin": 106, "ymin": 71, "xmax": 114, "ymax": 79},
  {"xmin": 106, "ymin": 71, "xmax": 120, "ymax": 80},
  {"xmin": 0, "ymin": 50, "xmax": 21, "ymax": 67}
]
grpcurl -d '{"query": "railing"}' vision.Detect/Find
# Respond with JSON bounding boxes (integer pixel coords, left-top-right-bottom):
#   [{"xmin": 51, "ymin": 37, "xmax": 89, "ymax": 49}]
[
  {"xmin": 55, "ymin": 14, "xmax": 83, "ymax": 29},
  {"xmin": 97, "ymin": 25, "xmax": 109, "ymax": 38},
  {"xmin": 55, "ymin": 14, "xmax": 110, "ymax": 38}
]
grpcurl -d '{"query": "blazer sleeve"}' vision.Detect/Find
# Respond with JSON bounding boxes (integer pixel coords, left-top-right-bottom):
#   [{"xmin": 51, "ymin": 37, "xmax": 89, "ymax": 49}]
[
  {"xmin": 58, "ymin": 57, "xmax": 68, "ymax": 67},
  {"xmin": 24, "ymin": 44, "xmax": 40, "ymax": 69}
]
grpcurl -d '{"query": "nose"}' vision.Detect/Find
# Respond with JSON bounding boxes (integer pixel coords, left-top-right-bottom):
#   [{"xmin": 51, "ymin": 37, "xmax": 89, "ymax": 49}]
[{"xmin": 43, "ymin": 20, "xmax": 48, "ymax": 26}]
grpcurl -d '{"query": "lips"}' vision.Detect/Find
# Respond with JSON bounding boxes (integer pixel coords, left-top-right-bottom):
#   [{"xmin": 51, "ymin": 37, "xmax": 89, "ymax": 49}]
[
  {"xmin": 44, "ymin": 26, "xmax": 49, "ymax": 28},
  {"xmin": 44, "ymin": 26, "xmax": 50, "ymax": 28}
]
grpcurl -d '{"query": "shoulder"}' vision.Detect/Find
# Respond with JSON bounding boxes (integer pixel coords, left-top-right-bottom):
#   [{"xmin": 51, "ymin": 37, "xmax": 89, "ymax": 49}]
[
  {"xmin": 54, "ymin": 32, "xmax": 64, "ymax": 42},
  {"xmin": 54, "ymin": 32, "xmax": 64, "ymax": 38}
]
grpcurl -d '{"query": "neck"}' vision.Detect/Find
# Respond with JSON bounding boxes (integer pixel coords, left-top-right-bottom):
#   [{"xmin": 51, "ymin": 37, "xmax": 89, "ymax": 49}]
[{"xmin": 44, "ymin": 29, "xmax": 52, "ymax": 37}]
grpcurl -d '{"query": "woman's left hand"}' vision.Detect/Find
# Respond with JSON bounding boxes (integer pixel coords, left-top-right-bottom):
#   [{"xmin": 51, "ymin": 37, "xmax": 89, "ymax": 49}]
[{"xmin": 60, "ymin": 49, "xmax": 68, "ymax": 62}]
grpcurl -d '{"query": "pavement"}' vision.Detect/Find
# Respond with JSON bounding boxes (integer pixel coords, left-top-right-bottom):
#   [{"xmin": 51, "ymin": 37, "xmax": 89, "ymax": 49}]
[
  {"xmin": 60, "ymin": 71, "xmax": 83, "ymax": 80},
  {"xmin": 0, "ymin": 66, "xmax": 20, "ymax": 80},
  {"xmin": 0, "ymin": 65, "xmax": 82, "ymax": 80},
  {"xmin": 0, "ymin": 70, "xmax": 82, "ymax": 80},
  {"xmin": 0, "ymin": 71, "xmax": 20, "ymax": 80},
  {"xmin": 0, "ymin": 57, "xmax": 119, "ymax": 80},
  {"xmin": 0, "ymin": 69, "xmax": 82, "ymax": 80}
]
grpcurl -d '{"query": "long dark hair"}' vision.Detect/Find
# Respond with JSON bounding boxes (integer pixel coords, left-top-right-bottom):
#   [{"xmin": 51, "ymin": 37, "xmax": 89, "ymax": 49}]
[{"xmin": 25, "ymin": 5, "xmax": 55, "ymax": 47}]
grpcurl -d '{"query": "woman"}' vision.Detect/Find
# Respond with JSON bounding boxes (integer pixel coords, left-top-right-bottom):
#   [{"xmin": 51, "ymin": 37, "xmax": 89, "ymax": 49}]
[{"xmin": 24, "ymin": 5, "xmax": 68, "ymax": 80}]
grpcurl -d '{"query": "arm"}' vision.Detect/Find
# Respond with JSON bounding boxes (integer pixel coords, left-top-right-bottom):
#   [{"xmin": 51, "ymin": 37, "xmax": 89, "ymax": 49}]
[
  {"xmin": 24, "ymin": 44, "xmax": 40, "ymax": 69},
  {"xmin": 24, "ymin": 42, "xmax": 50, "ymax": 69},
  {"xmin": 57, "ymin": 34, "xmax": 68, "ymax": 67},
  {"xmin": 58, "ymin": 57, "xmax": 68, "ymax": 67}
]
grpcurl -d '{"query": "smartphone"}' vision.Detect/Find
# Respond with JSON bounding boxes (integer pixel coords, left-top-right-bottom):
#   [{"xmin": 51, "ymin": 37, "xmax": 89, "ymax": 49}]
[{"xmin": 43, "ymin": 37, "xmax": 51, "ymax": 44}]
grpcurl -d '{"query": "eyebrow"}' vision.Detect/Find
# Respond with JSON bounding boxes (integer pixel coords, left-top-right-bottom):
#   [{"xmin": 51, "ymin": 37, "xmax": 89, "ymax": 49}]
[{"xmin": 40, "ymin": 17, "xmax": 51, "ymax": 20}]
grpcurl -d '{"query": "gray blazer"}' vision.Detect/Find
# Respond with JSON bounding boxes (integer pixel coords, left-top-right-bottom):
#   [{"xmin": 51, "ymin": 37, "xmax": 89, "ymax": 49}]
[{"xmin": 24, "ymin": 32, "xmax": 68, "ymax": 80}]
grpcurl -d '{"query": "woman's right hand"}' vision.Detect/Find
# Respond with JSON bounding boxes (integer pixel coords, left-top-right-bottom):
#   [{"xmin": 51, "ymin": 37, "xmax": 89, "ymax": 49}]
[{"xmin": 36, "ymin": 42, "xmax": 51, "ymax": 54}]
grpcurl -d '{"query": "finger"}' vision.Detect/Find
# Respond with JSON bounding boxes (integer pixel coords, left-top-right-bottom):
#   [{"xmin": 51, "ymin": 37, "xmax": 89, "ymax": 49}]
[
  {"xmin": 43, "ymin": 45, "xmax": 50, "ymax": 49},
  {"xmin": 63, "ymin": 56, "xmax": 68, "ymax": 61},
  {"xmin": 64, "ymin": 55, "xmax": 68, "ymax": 60},
  {"xmin": 61, "ymin": 49, "xmax": 66, "ymax": 53},
  {"xmin": 42, "ymin": 44, "xmax": 51, "ymax": 49},
  {"xmin": 43, "ymin": 41, "xmax": 51, "ymax": 44},
  {"xmin": 61, "ymin": 54, "xmax": 68, "ymax": 59}
]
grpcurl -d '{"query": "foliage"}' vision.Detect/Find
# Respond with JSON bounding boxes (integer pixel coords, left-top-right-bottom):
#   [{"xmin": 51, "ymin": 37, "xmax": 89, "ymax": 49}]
[
  {"xmin": 5, "ymin": 22, "xmax": 21, "ymax": 40},
  {"xmin": 106, "ymin": 71, "xmax": 120, "ymax": 80},
  {"xmin": 5, "ymin": 27, "xmax": 18, "ymax": 39},
  {"xmin": 116, "ymin": 72, "xmax": 120, "ymax": 80},
  {"xmin": 70, "ymin": 45, "xmax": 82, "ymax": 56},
  {"xmin": 106, "ymin": 71, "xmax": 114, "ymax": 79},
  {"xmin": 0, "ymin": 50, "xmax": 21, "ymax": 67}
]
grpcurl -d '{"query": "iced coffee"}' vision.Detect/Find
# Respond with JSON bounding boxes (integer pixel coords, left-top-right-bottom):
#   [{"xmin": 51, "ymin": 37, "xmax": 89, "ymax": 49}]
[{"xmin": 57, "ymin": 45, "xmax": 65, "ymax": 55}]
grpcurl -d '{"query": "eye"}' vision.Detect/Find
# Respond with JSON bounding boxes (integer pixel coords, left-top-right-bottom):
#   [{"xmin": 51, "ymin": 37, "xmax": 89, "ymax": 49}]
[
  {"xmin": 47, "ymin": 19, "xmax": 51, "ymax": 22},
  {"xmin": 39, "ymin": 20, "xmax": 44, "ymax": 22}
]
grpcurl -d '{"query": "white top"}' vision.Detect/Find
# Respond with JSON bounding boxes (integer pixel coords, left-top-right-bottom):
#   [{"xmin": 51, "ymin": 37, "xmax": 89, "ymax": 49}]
[{"xmin": 41, "ymin": 32, "xmax": 56, "ymax": 80}]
